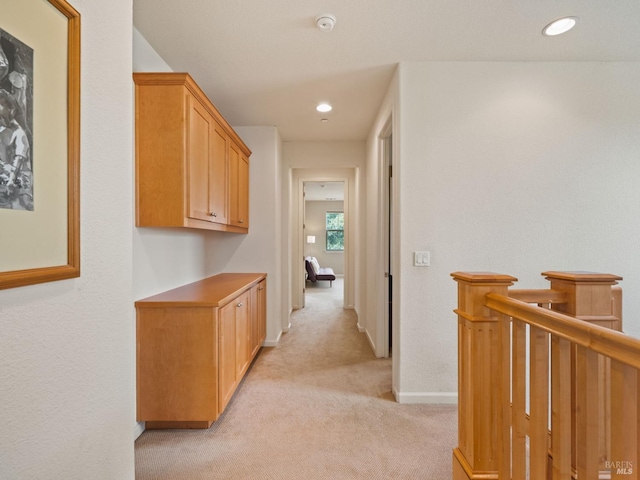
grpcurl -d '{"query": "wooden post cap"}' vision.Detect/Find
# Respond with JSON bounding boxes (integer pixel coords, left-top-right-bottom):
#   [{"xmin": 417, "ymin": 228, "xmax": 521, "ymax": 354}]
[
  {"xmin": 451, "ymin": 272, "xmax": 518, "ymax": 284},
  {"xmin": 542, "ymin": 271, "xmax": 622, "ymax": 284}
]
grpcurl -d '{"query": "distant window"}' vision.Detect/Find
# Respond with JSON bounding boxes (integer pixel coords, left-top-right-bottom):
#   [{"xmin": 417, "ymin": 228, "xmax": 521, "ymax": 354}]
[{"xmin": 325, "ymin": 212, "xmax": 344, "ymax": 251}]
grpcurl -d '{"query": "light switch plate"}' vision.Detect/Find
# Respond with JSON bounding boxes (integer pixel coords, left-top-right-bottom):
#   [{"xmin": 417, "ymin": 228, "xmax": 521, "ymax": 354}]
[{"xmin": 414, "ymin": 251, "xmax": 430, "ymax": 267}]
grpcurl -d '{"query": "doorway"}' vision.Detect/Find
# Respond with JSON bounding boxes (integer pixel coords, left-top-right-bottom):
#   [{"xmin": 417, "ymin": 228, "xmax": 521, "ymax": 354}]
[
  {"xmin": 303, "ymin": 181, "xmax": 345, "ymax": 306},
  {"xmin": 291, "ymin": 170, "xmax": 353, "ymax": 314}
]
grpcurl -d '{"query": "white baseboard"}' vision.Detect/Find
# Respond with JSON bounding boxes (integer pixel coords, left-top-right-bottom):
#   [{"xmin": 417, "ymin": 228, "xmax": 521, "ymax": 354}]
[
  {"xmin": 393, "ymin": 389, "xmax": 458, "ymax": 405},
  {"xmin": 263, "ymin": 329, "xmax": 282, "ymax": 347},
  {"xmin": 134, "ymin": 421, "xmax": 145, "ymax": 440},
  {"xmin": 364, "ymin": 328, "xmax": 377, "ymax": 353}
]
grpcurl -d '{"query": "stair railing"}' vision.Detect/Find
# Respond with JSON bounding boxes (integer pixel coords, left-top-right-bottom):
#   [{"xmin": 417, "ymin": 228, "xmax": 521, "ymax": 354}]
[{"xmin": 452, "ymin": 271, "xmax": 638, "ymax": 480}]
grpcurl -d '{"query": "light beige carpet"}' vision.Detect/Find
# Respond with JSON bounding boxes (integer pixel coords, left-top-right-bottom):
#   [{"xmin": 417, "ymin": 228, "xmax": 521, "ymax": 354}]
[{"xmin": 135, "ymin": 277, "xmax": 457, "ymax": 479}]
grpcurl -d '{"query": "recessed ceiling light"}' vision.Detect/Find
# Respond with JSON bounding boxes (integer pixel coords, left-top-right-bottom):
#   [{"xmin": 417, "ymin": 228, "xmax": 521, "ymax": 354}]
[
  {"xmin": 316, "ymin": 103, "xmax": 332, "ymax": 113},
  {"xmin": 543, "ymin": 16, "xmax": 578, "ymax": 36}
]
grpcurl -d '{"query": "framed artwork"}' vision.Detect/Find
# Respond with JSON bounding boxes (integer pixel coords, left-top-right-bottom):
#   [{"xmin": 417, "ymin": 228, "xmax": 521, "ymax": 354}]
[{"xmin": 0, "ymin": 0, "xmax": 80, "ymax": 290}]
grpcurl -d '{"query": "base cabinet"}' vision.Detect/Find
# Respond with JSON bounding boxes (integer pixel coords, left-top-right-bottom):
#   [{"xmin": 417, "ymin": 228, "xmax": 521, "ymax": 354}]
[{"xmin": 136, "ymin": 273, "xmax": 266, "ymax": 428}]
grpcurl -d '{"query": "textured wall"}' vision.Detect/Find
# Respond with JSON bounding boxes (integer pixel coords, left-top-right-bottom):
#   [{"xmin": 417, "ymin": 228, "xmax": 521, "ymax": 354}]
[
  {"xmin": 132, "ymin": 28, "xmax": 214, "ymax": 301},
  {"xmin": 205, "ymin": 126, "xmax": 284, "ymax": 344},
  {"xmin": 0, "ymin": 1, "xmax": 136, "ymax": 478},
  {"xmin": 387, "ymin": 62, "xmax": 640, "ymax": 399}
]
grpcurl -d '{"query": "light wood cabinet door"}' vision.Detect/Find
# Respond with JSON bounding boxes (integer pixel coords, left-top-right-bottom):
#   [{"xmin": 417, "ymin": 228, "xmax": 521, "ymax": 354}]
[
  {"xmin": 187, "ymin": 96, "xmax": 213, "ymax": 222},
  {"xmin": 218, "ymin": 301, "xmax": 237, "ymax": 414},
  {"xmin": 229, "ymin": 144, "xmax": 249, "ymax": 228},
  {"xmin": 187, "ymin": 98, "xmax": 228, "ymax": 225},
  {"xmin": 250, "ymin": 280, "xmax": 267, "ymax": 358},
  {"xmin": 136, "ymin": 307, "xmax": 218, "ymax": 423},
  {"xmin": 249, "ymin": 285, "xmax": 259, "ymax": 358},
  {"xmin": 209, "ymin": 121, "xmax": 228, "ymax": 224},
  {"xmin": 257, "ymin": 280, "xmax": 267, "ymax": 345},
  {"xmin": 238, "ymin": 153, "xmax": 250, "ymax": 228},
  {"xmin": 235, "ymin": 292, "xmax": 251, "ymax": 379}
]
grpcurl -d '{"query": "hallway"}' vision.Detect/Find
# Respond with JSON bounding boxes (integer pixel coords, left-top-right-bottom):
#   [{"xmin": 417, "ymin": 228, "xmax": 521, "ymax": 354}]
[{"xmin": 135, "ymin": 278, "xmax": 456, "ymax": 479}]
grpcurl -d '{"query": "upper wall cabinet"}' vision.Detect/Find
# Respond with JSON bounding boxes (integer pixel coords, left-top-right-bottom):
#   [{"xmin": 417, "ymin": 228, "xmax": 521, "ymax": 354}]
[{"xmin": 134, "ymin": 73, "xmax": 250, "ymax": 233}]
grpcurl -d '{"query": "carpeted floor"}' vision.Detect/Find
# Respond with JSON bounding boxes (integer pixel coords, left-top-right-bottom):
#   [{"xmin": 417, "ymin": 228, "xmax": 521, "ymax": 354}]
[{"xmin": 135, "ymin": 277, "xmax": 457, "ymax": 479}]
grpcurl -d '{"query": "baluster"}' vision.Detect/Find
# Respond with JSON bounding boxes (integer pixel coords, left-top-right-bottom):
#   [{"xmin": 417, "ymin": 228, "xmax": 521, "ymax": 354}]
[
  {"xmin": 576, "ymin": 346, "xmax": 600, "ymax": 479},
  {"xmin": 529, "ymin": 325, "xmax": 550, "ymax": 480},
  {"xmin": 551, "ymin": 336, "xmax": 572, "ymax": 480},
  {"xmin": 610, "ymin": 359, "xmax": 638, "ymax": 480},
  {"xmin": 512, "ymin": 320, "xmax": 527, "ymax": 480}
]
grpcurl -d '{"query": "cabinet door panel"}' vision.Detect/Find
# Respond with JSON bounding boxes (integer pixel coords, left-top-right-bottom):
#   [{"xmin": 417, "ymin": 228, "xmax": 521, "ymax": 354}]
[
  {"xmin": 235, "ymin": 292, "xmax": 251, "ymax": 378},
  {"xmin": 250, "ymin": 285, "xmax": 260, "ymax": 358},
  {"xmin": 187, "ymin": 97, "xmax": 212, "ymax": 222},
  {"xmin": 238, "ymin": 154, "xmax": 249, "ymax": 228},
  {"xmin": 218, "ymin": 302, "xmax": 237, "ymax": 414},
  {"xmin": 258, "ymin": 280, "xmax": 267, "ymax": 345},
  {"xmin": 249, "ymin": 281, "xmax": 266, "ymax": 358},
  {"xmin": 229, "ymin": 145, "xmax": 249, "ymax": 228},
  {"xmin": 228, "ymin": 143, "xmax": 241, "ymax": 226},
  {"xmin": 137, "ymin": 307, "xmax": 217, "ymax": 421},
  {"xmin": 209, "ymin": 123, "xmax": 228, "ymax": 224}
]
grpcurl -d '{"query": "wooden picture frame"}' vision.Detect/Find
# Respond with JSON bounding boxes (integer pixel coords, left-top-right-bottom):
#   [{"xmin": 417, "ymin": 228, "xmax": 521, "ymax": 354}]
[{"xmin": 0, "ymin": 0, "xmax": 80, "ymax": 290}]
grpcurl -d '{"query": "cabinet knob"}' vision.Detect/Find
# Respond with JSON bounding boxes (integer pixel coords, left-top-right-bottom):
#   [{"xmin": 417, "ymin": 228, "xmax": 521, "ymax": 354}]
[
  {"xmin": 258, "ymin": 286, "xmax": 264, "ymax": 290},
  {"xmin": 238, "ymin": 220, "xmax": 244, "ymax": 224},
  {"xmin": 237, "ymin": 302, "xmax": 243, "ymax": 308},
  {"xmin": 209, "ymin": 212, "xmax": 217, "ymax": 217}
]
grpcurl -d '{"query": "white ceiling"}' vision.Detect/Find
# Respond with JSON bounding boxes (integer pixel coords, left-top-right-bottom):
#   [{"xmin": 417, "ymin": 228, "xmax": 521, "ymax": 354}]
[{"xmin": 133, "ymin": 0, "xmax": 640, "ymax": 142}]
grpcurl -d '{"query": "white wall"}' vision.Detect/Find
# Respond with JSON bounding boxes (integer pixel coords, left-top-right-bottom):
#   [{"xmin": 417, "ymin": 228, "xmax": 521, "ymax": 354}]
[
  {"xmin": 205, "ymin": 126, "xmax": 284, "ymax": 345},
  {"xmin": 304, "ymin": 200, "xmax": 345, "ymax": 275},
  {"xmin": 133, "ymin": 27, "xmax": 171, "ymax": 72},
  {"xmin": 0, "ymin": 1, "xmax": 135, "ymax": 479},
  {"xmin": 368, "ymin": 61, "xmax": 640, "ymax": 403},
  {"xmin": 132, "ymin": 28, "xmax": 215, "ymax": 301}
]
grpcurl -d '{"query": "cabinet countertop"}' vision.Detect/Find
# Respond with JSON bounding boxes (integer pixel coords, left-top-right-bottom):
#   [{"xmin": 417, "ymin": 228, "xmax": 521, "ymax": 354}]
[{"xmin": 135, "ymin": 273, "xmax": 266, "ymax": 308}]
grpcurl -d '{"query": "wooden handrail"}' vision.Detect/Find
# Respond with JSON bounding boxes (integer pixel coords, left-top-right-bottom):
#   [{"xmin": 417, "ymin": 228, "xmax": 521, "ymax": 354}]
[
  {"xmin": 452, "ymin": 271, "xmax": 636, "ymax": 480},
  {"xmin": 509, "ymin": 288, "xmax": 568, "ymax": 305},
  {"xmin": 485, "ymin": 293, "xmax": 640, "ymax": 369}
]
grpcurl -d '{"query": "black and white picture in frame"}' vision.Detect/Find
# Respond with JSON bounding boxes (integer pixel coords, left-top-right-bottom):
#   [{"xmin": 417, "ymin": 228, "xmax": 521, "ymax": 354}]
[
  {"xmin": 0, "ymin": 0, "xmax": 80, "ymax": 291},
  {"xmin": 0, "ymin": 28, "xmax": 33, "ymax": 211}
]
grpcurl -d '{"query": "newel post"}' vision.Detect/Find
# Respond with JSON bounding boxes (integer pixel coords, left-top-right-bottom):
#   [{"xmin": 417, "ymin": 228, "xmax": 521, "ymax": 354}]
[
  {"xmin": 542, "ymin": 271, "xmax": 623, "ymax": 474},
  {"xmin": 542, "ymin": 271, "xmax": 623, "ymax": 330},
  {"xmin": 451, "ymin": 272, "xmax": 517, "ymax": 480}
]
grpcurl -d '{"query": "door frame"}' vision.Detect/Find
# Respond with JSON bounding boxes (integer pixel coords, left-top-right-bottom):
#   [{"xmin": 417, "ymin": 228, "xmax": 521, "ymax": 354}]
[
  {"xmin": 294, "ymin": 176, "xmax": 351, "ymax": 308},
  {"xmin": 291, "ymin": 171, "xmax": 351, "ymax": 312},
  {"xmin": 378, "ymin": 119, "xmax": 393, "ymax": 358}
]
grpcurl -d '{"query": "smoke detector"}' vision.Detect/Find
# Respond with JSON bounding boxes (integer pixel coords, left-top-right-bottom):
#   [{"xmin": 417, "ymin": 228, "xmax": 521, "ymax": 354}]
[{"xmin": 316, "ymin": 14, "xmax": 336, "ymax": 32}]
